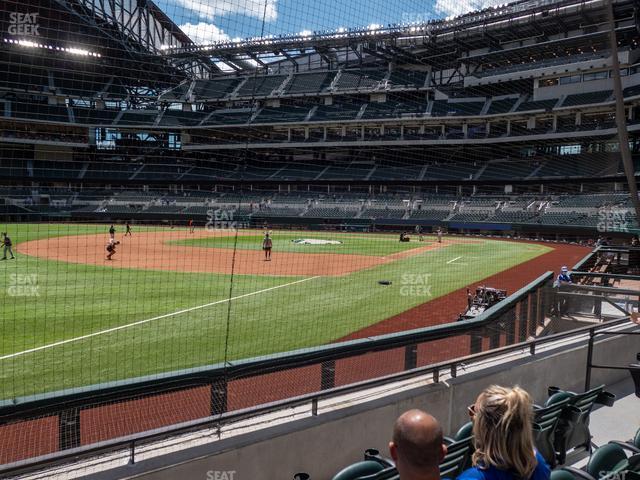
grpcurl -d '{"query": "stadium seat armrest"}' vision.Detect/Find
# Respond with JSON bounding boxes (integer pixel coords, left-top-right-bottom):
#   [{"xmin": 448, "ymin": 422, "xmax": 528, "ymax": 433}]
[
  {"xmin": 359, "ymin": 467, "xmax": 399, "ymax": 480},
  {"xmin": 363, "ymin": 449, "xmax": 395, "ymax": 468},
  {"xmin": 561, "ymin": 467, "xmax": 597, "ymax": 480},
  {"xmin": 625, "ymin": 472, "xmax": 640, "ymax": 480},
  {"xmin": 548, "ymin": 386, "xmax": 561, "ymax": 397},
  {"xmin": 607, "ymin": 441, "xmax": 640, "ymax": 454},
  {"xmin": 561, "ymin": 404, "xmax": 582, "ymax": 422},
  {"xmin": 443, "ymin": 436, "xmax": 456, "ymax": 445},
  {"xmin": 628, "ymin": 453, "xmax": 640, "ymax": 470},
  {"xmin": 595, "ymin": 391, "xmax": 615, "ymax": 407}
]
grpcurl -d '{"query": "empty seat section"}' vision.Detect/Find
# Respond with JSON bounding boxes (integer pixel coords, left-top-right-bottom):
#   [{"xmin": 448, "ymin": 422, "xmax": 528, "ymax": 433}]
[
  {"xmin": 312, "ymin": 103, "xmax": 362, "ymax": 121},
  {"xmin": 202, "ymin": 109, "xmax": 253, "ymax": 125},
  {"xmin": 73, "ymin": 107, "xmax": 119, "ymax": 125},
  {"xmin": 487, "ymin": 98, "xmax": 517, "ymax": 114},
  {"xmin": 158, "ymin": 110, "xmax": 206, "ymax": 127},
  {"xmin": 253, "ymin": 105, "xmax": 310, "ymax": 123},
  {"xmin": 286, "ymin": 72, "xmax": 334, "ymax": 94},
  {"xmin": 0, "ymin": 62, "xmax": 49, "ymax": 92},
  {"xmin": 11, "ymin": 101, "xmax": 69, "ymax": 122},
  {"xmin": 192, "ymin": 78, "xmax": 242, "ymax": 100},
  {"xmin": 562, "ymin": 90, "xmax": 612, "ymax": 107},
  {"xmin": 387, "ymin": 70, "xmax": 427, "ymax": 88},
  {"xmin": 115, "ymin": 110, "xmax": 159, "ymax": 126},
  {"xmin": 236, "ymin": 75, "xmax": 287, "ymax": 96},
  {"xmin": 516, "ymin": 99, "xmax": 558, "ymax": 112}
]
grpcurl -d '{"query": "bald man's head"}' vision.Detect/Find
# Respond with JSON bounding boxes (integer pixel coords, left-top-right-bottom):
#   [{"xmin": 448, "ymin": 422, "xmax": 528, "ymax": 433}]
[{"xmin": 390, "ymin": 410, "xmax": 445, "ymax": 472}]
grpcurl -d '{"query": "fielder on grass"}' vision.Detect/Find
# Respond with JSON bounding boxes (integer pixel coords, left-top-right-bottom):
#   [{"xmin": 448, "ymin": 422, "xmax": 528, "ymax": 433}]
[{"xmin": 1, "ymin": 232, "xmax": 15, "ymax": 260}]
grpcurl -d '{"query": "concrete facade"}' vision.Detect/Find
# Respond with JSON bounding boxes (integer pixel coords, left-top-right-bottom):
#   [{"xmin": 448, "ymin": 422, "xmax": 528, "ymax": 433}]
[{"xmin": 87, "ymin": 328, "xmax": 639, "ymax": 480}]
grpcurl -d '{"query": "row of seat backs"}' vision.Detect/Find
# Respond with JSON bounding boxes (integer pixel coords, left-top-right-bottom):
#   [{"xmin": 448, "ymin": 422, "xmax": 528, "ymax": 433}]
[
  {"xmin": 551, "ymin": 428, "xmax": 640, "ymax": 480},
  {"xmin": 325, "ymin": 385, "xmax": 617, "ymax": 480},
  {"xmin": 535, "ymin": 385, "xmax": 615, "ymax": 467},
  {"xmin": 329, "ymin": 434, "xmax": 474, "ymax": 480},
  {"xmin": 325, "ymin": 427, "xmax": 639, "ymax": 480}
]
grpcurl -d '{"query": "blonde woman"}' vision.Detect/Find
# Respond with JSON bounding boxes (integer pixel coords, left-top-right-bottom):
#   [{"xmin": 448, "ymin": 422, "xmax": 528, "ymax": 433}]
[{"xmin": 458, "ymin": 385, "xmax": 550, "ymax": 480}]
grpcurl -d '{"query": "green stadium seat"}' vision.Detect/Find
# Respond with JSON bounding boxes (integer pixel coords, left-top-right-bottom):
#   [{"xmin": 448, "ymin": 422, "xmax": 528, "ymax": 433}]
[
  {"xmin": 330, "ymin": 461, "xmax": 387, "ymax": 480},
  {"xmin": 443, "ymin": 422, "xmax": 474, "ymax": 471},
  {"xmin": 560, "ymin": 442, "xmax": 640, "ymax": 480},
  {"xmin": 545, "ymin": 385, "xmax": 615, "ymax": 464},
  {"xmin": 533, "ymin": 396, "xmax": 574, "ymax": 467},
  {"xmin": 439, "ymin": 435, "xmax": 473, "ymax": 479},
  {"xmin": 363, "ymin": 449, "xmax": 394, "ymax": 468},
  {"xmin": 607, "ymin": 428, "xmax": 640, "ymax": 455},
  {"xmin": 452, "ymin": 421, "xmax": 473, "ymax": 443},
  {"xmin": 550, "ymin": 468, "xmax": 578, "ymax": 480},
  {"xmin": 328, "ymin": 436, "xmax": 472, "ymax": 480}
]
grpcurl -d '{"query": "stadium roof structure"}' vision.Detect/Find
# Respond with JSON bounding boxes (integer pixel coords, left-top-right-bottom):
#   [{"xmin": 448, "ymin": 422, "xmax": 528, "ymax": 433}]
[
  {"xmin": 0, "ymin": 0, "xmax": 218, "ymax": 87},
  {"xmin": 161, "ymin": 0, "xmax": 639, "ymax": 76}
]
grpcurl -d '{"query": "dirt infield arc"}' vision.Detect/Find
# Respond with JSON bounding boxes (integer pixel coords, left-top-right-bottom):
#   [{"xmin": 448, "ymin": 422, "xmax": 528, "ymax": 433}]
[{"xmin": 16, "ymin": 230, "xmax": 461, "ymax": 276}]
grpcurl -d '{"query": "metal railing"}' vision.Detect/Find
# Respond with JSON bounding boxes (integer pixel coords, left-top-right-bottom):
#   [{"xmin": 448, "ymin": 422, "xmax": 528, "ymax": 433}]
[
  {"xmin": 585, "ymin": 328, "xmax": 640, "ymax": 392},
  {"xmin": 1, "ymin": 314, "xmax": 635, "ymax": 477},
  {"xmin": 0, "ymin": 270, "xmax": 554, "ymax": 473},
  {"xmin": 2, "ymin": 246, "xmax": 639, "ymax": 477}
]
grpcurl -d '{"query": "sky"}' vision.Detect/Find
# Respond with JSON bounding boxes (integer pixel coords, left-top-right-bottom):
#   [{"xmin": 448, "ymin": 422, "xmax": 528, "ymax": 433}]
[{"xmin": 156, "ymin": 0, "xmax": 507, "ymax": 45}]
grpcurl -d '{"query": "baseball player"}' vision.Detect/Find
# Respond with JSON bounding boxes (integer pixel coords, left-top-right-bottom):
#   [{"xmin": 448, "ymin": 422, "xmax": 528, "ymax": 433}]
[
  {"xmin": 125, "ymin": 222, "xmax": 132, "ymax": 236},
  {"xmin": 437, "ymin": 227, "xmax": 443, "ymax": 243},
  {"xmin": 188, "ymin": 219, "xmax": 195, "ymax": 234},
  {"xmin": 262, "ymin": 232, "xmax": 273, "ymax": 261},
  {"xmin": 415, "ymin": 225, "xmax": 423, "ymax": 241},
  {"xmin": 109, "ymin": 225, "xmax": 116, "ymax": 240},
  {"xmin": 1, "ymin": 232, "xmax": 15, "ymax": 260},
  {"xmin": 106, "ymin": 238, "xmax": 120, "ymax": 261}
]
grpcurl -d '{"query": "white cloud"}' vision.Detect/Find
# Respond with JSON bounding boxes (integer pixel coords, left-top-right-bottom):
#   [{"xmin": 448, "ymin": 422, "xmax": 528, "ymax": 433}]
[
  {"xmin": 180, "ymin": 22, "xmax": 229, "ymax": 44},
  {"xmin": 434, "ymin": 0, "xmax": 504, "ymax": 18},
  {"xmin": 175, "ymin": 0, "xmax": 277, "ymax": 22}
]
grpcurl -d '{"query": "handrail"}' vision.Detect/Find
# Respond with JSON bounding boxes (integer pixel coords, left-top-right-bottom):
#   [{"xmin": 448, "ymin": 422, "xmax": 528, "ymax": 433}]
[
  {"xmin": 572, "ymin": 248, "xmax": 599, "ymax": 271},
  {"xmin": 571, "ymin": 271, "xmax": 640, "ymax": 280},
  {"xmin": 0, "ymin": 317, "xmax": 635, "ymax": 478},
  {"xmin": 0, "ymin": 271, "xmax": 553, "ymax": 418},
  {"xmin": 584, "ymin": 327, "xmax": 640, "ymax": 390}
]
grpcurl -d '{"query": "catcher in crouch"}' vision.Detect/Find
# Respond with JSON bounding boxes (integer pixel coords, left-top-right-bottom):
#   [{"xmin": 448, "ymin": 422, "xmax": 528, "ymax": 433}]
[{"xmin": 106, "ymin": 239, "xmax": 120, "ymax": 260}]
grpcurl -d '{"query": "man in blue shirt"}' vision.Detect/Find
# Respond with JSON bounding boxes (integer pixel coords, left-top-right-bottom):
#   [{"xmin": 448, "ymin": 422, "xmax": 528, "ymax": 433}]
[
  {"xmin": 556, "ymin": 266, "xmax": 572, "ymax": 286},
  {"xmin": 555, "ymin": 266, "xmax": 573, "ymax": 314}
]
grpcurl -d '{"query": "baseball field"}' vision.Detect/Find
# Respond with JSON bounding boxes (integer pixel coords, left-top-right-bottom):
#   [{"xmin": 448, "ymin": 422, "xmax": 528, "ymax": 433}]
[{"xmin": 0, "ymin": 223, "xmax": 588, "ymax": 401}]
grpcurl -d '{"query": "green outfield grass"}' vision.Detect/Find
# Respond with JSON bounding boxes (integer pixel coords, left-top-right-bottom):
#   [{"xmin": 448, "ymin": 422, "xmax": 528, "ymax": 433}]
[
  {"xmin": 172, "ymin": 231, "xmax": 433, "ymax": 255},
  {"xmin": 0, "ymin": 224, "xmax": 551, "ymax": 400}
]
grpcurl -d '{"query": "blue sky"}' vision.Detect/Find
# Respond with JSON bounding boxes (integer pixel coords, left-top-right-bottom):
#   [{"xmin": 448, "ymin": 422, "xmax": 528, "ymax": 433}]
[{"xmin": 156, "ymin": 0, "xmax": 504, "ymax": 45}]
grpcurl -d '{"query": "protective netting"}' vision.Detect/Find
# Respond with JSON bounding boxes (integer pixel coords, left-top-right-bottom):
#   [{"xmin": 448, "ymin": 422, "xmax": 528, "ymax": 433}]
[{"xmin": 0, "ymin": 0, "xmax": 640, "ymax": 473}]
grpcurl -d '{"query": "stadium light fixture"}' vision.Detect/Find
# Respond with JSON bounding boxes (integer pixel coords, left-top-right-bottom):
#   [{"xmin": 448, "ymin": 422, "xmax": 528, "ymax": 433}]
[{"xmin": 3, "ymin": 38, "xmax": 100, "ymax": 57}]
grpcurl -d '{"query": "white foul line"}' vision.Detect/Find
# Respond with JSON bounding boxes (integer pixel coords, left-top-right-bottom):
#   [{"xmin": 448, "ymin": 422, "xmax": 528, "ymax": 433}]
[
  {"xmin": 0, "ymin": 276, "xmax": 320, "ymax": 361},
  {"xmin": 446, "ymin": 256, "xmax": 463, "ymax": 264}
]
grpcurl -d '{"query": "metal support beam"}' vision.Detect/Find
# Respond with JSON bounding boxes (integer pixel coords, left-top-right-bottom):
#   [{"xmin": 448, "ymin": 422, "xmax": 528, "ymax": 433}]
[{"xmin": 607, "ymin": 1, "xmax": 640, "ymax": 224}]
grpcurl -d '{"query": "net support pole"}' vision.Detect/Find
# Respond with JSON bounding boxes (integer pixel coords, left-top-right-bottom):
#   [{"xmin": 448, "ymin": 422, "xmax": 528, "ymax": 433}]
[{"xmin": 607, "ymin": 1, "xmax": 640, "ymax": 223}]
